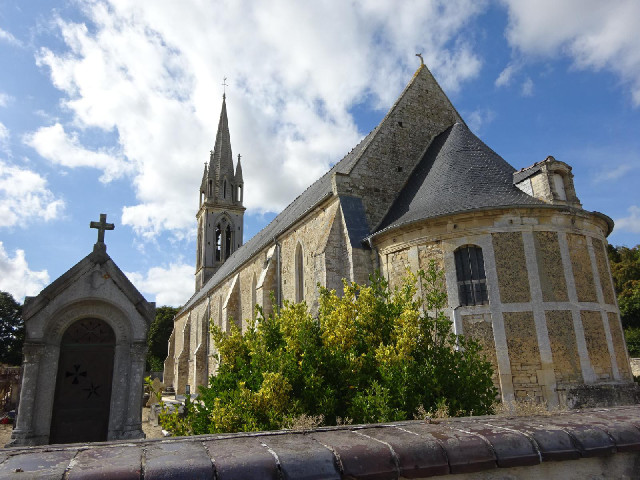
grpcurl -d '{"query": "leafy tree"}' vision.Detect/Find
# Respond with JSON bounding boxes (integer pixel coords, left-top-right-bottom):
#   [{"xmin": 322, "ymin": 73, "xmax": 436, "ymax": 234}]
[
  {"xmin": 160, "ymin": 263, "xmax": 497, "ymax": 435},
  {"xmin": 0, "ymin": 291, "xmax": 24, "ymax": 366},
  {"xmin": 607, "ymin": 244, "xmax": 640, "ymax": 329},
  {"xmin": 147, "ymin": 305, "xmax": 180, "ymax": 371},
  {"xmin": 625, "ymin": 327, "xmax": 640, "ymax": 357}
]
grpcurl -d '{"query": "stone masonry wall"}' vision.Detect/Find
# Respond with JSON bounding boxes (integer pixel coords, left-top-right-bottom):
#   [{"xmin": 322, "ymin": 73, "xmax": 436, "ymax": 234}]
[
  {"xmin": 462, "ymin": 313, "xmax": 500, "ymax": 388},
  {"xmin": 492, "ymin": 232, "xmax": 531, "ymax": 304},
  {"xmin": 608, "ymin": 312, "xmax": 632, "ymax": 380},
  {"xmin": 592, "ymin": 238, "xmax": 616, "ymax": 305},
  {"xmin": 567, "ymin": 233, "xmax": 598, "ymax": 303},
  {"xmin": 534, "ymin": 231, "xmax": 568, "ymax": 302},
  {"xmin": 581, "ymin": 310, "xmax": 613, "ymax": 381},
  {"xmin": 372, "ymin": 206, "xmax": 628, "ymax": 406},
  {"xmin": 504, "ymin": 311, "xmax": 544, "ymax": 401},
  {"xmin": 545, "ymin": 310, "xmax": 583, "ymax": 384}
]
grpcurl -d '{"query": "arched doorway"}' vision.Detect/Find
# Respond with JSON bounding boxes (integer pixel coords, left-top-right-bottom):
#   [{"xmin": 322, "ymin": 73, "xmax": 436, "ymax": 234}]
[{"xmin": 50, "ymin": 318, "xmax": 115, "ymax": 444}]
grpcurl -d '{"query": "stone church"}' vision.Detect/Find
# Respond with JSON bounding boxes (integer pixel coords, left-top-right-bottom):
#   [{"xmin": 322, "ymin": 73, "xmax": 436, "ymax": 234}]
[{"xmin": 164, "ymin": 64, "xmax": 634, "ymax": 407}]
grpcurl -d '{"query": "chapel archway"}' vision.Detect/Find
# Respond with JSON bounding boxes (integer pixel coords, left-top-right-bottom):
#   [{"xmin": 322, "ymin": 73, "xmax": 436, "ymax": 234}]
[{"xmin": 49, "ymin": 318, "xmax": 115, "ymax": 444}]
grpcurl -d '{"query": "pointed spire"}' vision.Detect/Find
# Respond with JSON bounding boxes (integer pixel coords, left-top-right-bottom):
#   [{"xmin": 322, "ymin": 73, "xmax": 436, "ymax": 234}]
[
  {"xmin": 200, "ymin": 162, "xmax": 208, "ymax": 193},
  {"xmin": 209, "ymin": 95, "xmax": 235, "ymax": 198},
  {"xmin": 235, "ymin": 154, "xmax": 243, "ymax": 182}
]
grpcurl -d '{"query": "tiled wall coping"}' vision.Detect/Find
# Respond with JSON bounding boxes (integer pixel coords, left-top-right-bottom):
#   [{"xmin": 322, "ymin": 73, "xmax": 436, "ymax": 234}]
[{"xmin": 2, "ymin": 405, "xmax": 640, "ymax": 479}]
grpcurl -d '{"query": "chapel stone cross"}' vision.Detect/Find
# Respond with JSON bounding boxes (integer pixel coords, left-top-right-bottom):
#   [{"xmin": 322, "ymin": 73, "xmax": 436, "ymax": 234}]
[{"xmin": 90, "ymin": 213, "xmax": 115, "ymax": 244}]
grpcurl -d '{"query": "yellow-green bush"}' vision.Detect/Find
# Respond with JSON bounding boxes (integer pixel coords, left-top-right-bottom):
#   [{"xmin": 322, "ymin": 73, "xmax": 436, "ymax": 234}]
[{"xmin": 160, "ymin": 263, "xmax": 497, "ymax": 434}]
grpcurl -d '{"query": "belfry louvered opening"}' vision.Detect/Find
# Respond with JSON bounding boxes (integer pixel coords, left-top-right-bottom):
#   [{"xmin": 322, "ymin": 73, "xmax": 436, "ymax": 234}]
[{"xmin": 454, "ymin": 245, "xmax": 489, "ymax": 306}]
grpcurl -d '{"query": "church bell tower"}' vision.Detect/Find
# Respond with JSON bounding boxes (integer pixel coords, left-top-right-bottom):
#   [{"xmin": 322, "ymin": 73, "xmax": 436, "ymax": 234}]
[{"xmin": 195, "ymin": 94, "xmax": 245, "ymax": 291}]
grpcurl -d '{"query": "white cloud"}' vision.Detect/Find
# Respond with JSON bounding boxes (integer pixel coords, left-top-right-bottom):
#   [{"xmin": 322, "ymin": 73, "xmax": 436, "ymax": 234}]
[
  {"xmin": 615, "ymin": 205, "xmax": 640, "ymax": 234},
  {"xmin": 24, "ymin": 123, "xmax": 131, "ymax": 183},
  {"xmin": 521, "ymin": 77, "xmax": 534, "ymax": 97},
  {"xmin": 599, "ymin": 163, "xmax": 634, "ymax": 181},
  {"xmin": 466, "ymin": 108, "xmax": 496, "ymax": 133},
  {"xmin": 0, "ymin": 242, "xmax": 49, "ymax": 301},
  {"xmin": 495, "ymin": 63, "xmax": 519, "ymax": 87},
  {"xmin": 35, "ymin": 0, "xmax": 488, "ymax": 238},
  {"xmin": 0, "ymin": 27, "xmax": 21, "ymax": 47},
  {"xmin": 0, "ymin": 123, "xmax": 8, "ymax": 153},
  {"xmin": 0, "ymin": 160, "xmax": 65, "ymax": 228},
  {"xmin": 501, "ymin": 0, "xmax": 640, "ymax": 105},
  {"xmin": 125, "ymin": 263, "xmax": 193, "ymax": 307},
  {"xmin": 0, "ymin": 93, "xmax": 12, "ymax": 107}
]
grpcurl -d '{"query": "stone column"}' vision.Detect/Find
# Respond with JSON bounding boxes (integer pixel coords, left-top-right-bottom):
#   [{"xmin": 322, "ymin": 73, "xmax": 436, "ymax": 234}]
[
  {"xmin": 522, "ymin": 231, "xmax": 559, "ymax": 407},
  {"xmin": 123, "ymin": 341, "xmax": 146, "ymax": 439},
  {"xmin": 8, "ymin": 342, "xmax": 44, "ymax": 446}
]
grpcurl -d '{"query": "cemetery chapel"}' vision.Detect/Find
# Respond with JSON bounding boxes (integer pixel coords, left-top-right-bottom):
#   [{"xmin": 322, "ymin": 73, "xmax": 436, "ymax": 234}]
[{"xmin": 165, "ymin": 63, "xmax": 635, "ymax": 409}]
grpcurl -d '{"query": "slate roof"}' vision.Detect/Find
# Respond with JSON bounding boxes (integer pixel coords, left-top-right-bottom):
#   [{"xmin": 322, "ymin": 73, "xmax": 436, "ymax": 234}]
[
  {"xmin": 181, "ymin": 129, "xmax": 377, "ymax": 311},
  {"xmin": 513, "ymin": 162, "xmax": 544, "ymax": 184},
  {"xmin": 372, "ymin": 122, "xmax": 544, "ymax": 236}
]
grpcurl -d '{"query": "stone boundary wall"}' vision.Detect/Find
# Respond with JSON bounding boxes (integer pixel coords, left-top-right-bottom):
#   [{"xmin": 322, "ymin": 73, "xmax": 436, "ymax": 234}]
[{"xmin": 2, "ymin": 406, "xmax": 640, "ymax": 479}]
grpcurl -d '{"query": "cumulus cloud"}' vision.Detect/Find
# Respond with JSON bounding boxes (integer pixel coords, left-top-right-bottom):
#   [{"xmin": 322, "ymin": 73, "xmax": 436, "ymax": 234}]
[
  {"xmin": 125, "ymin": 263, "xmax": 194, "ymax": 307},
  {"xmin": 35, "ymin": 0, "xmax": 487, "ymax": 239},
  {"xmin": 24, "ymin": 123, "xmax": 131, "ymax": 182},
  {"xmin": 0, "ymin": 159, "xmax": 65, "ymax": 228},
  {"xmin": 0, "ymin": 242, "xmax": 50, "ymax": 301},
  {"xmin": 615, "ymin": 205, "xmax": 640, "ymax": 234},
  {"xmin": 501, "ymin": 0, "xmax": 640, "ymax": 105}
]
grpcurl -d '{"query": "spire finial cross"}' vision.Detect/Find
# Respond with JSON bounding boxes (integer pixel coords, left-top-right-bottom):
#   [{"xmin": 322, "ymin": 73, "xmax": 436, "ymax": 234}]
[
  {"xmin": 90, "ymin": 213, "xmax": 115, "ymax": 244},
  {"xmin": 222, "ymin": 77, "xmax": 228, "ymax": 98}
]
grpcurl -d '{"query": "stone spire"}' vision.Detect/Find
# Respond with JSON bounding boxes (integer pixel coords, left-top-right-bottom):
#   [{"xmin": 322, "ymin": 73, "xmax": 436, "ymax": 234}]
[
  {"xmin": 195, "ymin": 94, "xmax": 246, "ymax": 291},
  {"xmin": 208, "ymin": 95, "xmax": 236, "ymax": 202},
  {"xmin": 235, "ymin": 153, "xmax": 243, "ymax": 182}
]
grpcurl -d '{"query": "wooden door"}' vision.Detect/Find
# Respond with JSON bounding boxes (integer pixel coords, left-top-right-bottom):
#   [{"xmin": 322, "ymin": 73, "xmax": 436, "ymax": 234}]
[{"xmin": 50, "ymin": 318, "xmax": 115, "ymax": 444}]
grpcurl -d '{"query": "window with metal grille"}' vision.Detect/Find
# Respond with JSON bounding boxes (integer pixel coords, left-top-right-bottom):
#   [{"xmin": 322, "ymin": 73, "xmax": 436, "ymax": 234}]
[{"xmin": 454, "ymin": 245, "xmax": 489, "ymax": 306}]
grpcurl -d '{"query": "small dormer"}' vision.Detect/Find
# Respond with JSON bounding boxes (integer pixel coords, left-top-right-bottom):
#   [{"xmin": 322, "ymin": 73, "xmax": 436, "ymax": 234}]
[{"xmin": 514, "ymin": 156, "xmax": 582, "ymax": 208}]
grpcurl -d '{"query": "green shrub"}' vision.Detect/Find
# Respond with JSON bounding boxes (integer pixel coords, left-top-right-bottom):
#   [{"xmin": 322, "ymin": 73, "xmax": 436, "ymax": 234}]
[
  {"xmin": 624, "ymin": 327, "xmax": 640, "ymax": 357},
  {"xmin": 160, "ymin": 263, "xmax": 497, "ymax": 435}
]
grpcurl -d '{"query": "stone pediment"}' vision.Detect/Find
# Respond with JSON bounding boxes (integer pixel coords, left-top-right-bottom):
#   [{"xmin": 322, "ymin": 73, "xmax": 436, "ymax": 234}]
[{"xmin": 23, "ymin": 244, "xmax": 155, "ymax": 331}]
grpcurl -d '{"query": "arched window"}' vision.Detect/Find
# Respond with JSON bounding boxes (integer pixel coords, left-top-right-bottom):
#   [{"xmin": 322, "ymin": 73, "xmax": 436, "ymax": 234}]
[
  {"xmin": 223, "ymin": 179, "xmax": 227, "ymax": 199},
  {"xmin": 208, "ymin": 180, "xmax": 213, "ymax": 197},
  {"xmin": 225, "ymin": 224, "xmax": 232, "ymax": 259},
  {"xmin": 454, "ymin": 245, "xmax": 488, "ymax": 306},
  {"xmin": 295, "ymin": 243, "xmax": 304, "ymax": 302},
  {"xmin": 237, "ymin": 184, "xmax": 243, "ymax": 202},
  {"xmin": 215, "ymin": 224, "xmax": 221, "ymax": 261}
]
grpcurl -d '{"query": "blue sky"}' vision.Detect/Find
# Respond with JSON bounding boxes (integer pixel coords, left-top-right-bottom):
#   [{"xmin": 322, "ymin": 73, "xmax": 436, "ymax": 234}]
[{"xmin": 0, "ymin": 0, "xmax": 638, "ymax": 306}]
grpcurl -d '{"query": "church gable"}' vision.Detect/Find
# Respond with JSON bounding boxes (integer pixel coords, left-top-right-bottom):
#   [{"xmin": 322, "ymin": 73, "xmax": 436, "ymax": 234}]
[{"xmin": 331, "ymin": 64, "xmax": 464, "ymax": 230}]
